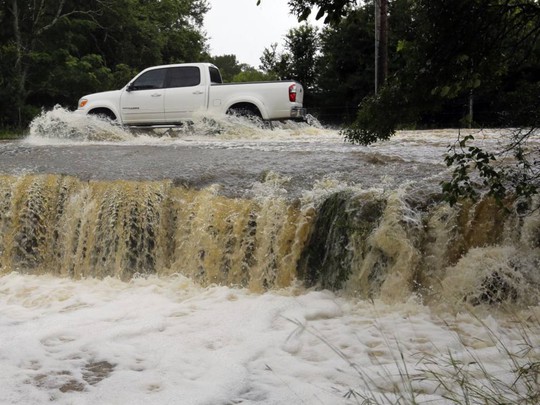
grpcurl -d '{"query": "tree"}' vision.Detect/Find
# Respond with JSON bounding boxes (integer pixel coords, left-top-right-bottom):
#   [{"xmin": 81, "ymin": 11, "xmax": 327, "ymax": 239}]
[
  {"xmin": 268, "ymin": 0, "xmax": 540, "ymax": 203},
  {"xmin": 208, "ymin": 54, "xmax": 242, "ymax": 82},
  {"xmin": 343, "ymin": 0, "xmax": 540, "ymax": 203},
  {"xmin": 259, "ymin": 0, "xmax": 388, "ymax": 91},
  {"xmin": 283, "ymin": 24, "xmax": 320, "ymax": 90},
  {"xmin": 374, "ymin": 0, "xmax": 388, "ymax": 91},
  {"xmin": 232, "ymin": 66, "xmax": 276, "ymax": 82},
  {"xmin": 315, "ymin": 6, "xmax": 376, "ymax": 123},
  {"xmin": 259, "ymin": 43, "xmax": 289, "ymax": 79},
  {"xmin": 265, "ymin": 1, "xmax": 410, "ymax": 123},
  {"xmin": 281, "ymin": 0, "xmax": 358, "ymax": 24},
  {"xmin": 345, "ymin": 0, "xmax": 540, "ymax": 143},
  {"xmin": 2, "ymin": 0, "xmax": 100, "ymax": 126},
  {"xmin": 0, "ymin": 0, "xmax": 209, "ymax": 129}
]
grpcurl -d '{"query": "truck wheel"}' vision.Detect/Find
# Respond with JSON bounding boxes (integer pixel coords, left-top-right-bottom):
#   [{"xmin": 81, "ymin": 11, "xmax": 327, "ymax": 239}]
[
  {"xmin": 226, "ymin": 105, "xmax": 264, "ymax": 126},
  {"xmin": 88, "ymin": 108, "xmax": 117, "ymax": 123}
]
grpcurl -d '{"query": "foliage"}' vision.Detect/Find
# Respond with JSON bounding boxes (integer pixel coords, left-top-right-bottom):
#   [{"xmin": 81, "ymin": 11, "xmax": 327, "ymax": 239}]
[
  {"xmin": 207, "ymin": 54, "xmax": 276, "ymax": 83},
  {"xmin": 283, "ymin": 24, "xmax": 320, "ymax": 90},
  {"xmin": 273, "ymin": 0, "xmax": 540, "ymax": 202},
  {"xmin": 208, "ymin": 54, "xmax": 243, "ymax": 82},
  {"xmin": 232, "ymin": 67, "xmax": 276, "ymax": 82},
  {"xmin": 442, "ymin": 134, "xmax": 505, "ymax": 205},
  {"xmin": 259, "ymin": 24, "xmax": 320, "ymax": 91},
  {"xmin": 0, "ymin": 0, "xmax": 209, "ymax": 129},
  {"xmin": 262, "ymin": 0, "xmax": 360, "ymax": 24},
  {"xmin": 315, "ymin": 7, "xmax": 374, "ymax": 123},
  {"xmin": 441, "ymin": 126, "xmax": 540, "ymax": 206},
  {"xmin": 343, "ymin": 83, "xmax": 407, "ymax": 144},
  {"xmin": 344, "ymin": 0, "xmax": 540, "ymax": 142},
  {"xmin": 259, "ymin": 43, "xmax": 291, "ymax": 79},
  {"xmin": 0, "ymin": 129, "xmax": 24, "ymax": 139}
]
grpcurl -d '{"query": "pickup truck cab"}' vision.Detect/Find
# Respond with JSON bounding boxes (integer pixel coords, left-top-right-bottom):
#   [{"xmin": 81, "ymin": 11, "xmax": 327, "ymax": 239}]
[{"xmin": 76, "ymin": 63, "xmax": 306, "ymax": 125}]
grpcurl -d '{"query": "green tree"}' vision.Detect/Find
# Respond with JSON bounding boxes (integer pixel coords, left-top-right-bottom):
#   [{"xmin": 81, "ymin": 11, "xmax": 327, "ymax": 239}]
[
  {"xmin": 259, "ymin": 43, "xmax": 289, "ymax": 79},
  {"xmin": 268, "ymin": 0, "xmax": 358, "ymax": 24},
  {"xmin": 0, "ymin": 0, "xmax": 209, "ymax": 129},
  {"xmin": 284, "ymin": 24, "xmax": 320, "ymax": 91},
  {"xmin": 83, "ymin": 0, "xmax": 209, "ymax": 68},
  {"xmin": 1, "ymin": 0, "xmax": 100, "ymax": 126},
  {"xmin": 315, "ymin": 6, "xmax": 375, "ymax": 123},
  {"xmin": 273, "ymin": 0, "xmax": 540, "ymax": 202},
  {"xmin": 345, "ymin": 0, "xmax": 540, "ymax": 202},
  {"xmin": 344, "ymin": 0, "xmax": 540, "ymax": 138},
  {"xmin": 208, "ymin": 54, "xmax": 242, "ymax": 82},
  {"xmin": 259, "ymin": 24, "xmax": 319, "ymax": 91},
  {"xmin": 232, "ymin": 66, "xmax": 276, "ymax": 82}
]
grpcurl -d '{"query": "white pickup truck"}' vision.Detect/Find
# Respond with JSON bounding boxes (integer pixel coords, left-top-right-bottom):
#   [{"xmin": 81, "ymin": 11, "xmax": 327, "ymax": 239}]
[{"xmin": 76, "ymin": 63, "xmax": 306, "ymax": 125}]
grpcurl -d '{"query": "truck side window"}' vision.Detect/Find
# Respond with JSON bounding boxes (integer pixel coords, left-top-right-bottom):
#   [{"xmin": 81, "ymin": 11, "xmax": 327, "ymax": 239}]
[
  {"xmin": 209, "ymin": 67, "xmax": 223, "ymax": 84},
  {"xmin": 131, "ymin": 69, "xmax": 166, "ymax": 90},
  {"xmin": 166, "ymin": 67, "xmax": 201, "ymax": 88}
]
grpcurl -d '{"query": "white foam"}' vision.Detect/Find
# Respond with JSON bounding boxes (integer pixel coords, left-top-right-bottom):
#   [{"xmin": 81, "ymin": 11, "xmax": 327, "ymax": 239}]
[{"xmin": 1, "ymin": 273, "xmax": 538, "ymax": 404}]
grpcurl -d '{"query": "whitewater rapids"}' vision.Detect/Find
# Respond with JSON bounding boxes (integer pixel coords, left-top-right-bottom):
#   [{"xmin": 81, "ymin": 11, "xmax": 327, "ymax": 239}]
[{"xmin": 0, "ymin": 107, "xmax": 539, "ymax": 404}]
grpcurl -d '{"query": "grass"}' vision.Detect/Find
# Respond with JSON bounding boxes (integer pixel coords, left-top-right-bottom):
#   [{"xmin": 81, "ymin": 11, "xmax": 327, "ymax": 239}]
[
  {"xmin": 421, "ymin": 314, "xmax": 540, "ymax": 405},
  {"xmin": 284, "ymin": 310, "xmax": 540, "ymax": 404},
  {"xmin": 0, "ymin": 129, "xmax": 26, "ymax": 139}
]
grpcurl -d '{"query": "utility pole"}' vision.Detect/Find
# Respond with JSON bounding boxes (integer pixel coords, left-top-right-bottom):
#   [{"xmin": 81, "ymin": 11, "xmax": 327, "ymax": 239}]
[
  {"xmin": 374, "ymin": 0, "xmax": 388, "ymax": 95},
  {"xmin": 374, "ymin": 0, "xmax": 380, "ymax": 94}
]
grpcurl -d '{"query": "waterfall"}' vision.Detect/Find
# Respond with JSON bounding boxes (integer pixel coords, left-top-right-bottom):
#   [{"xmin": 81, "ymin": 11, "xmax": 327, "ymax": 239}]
[{"xmin": 1, "ymin": 173, "xmax": 539, "ymax": 307}]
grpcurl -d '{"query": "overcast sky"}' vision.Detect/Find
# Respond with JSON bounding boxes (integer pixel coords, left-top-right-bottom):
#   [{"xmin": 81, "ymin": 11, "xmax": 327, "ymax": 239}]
[{"xmin": 204, "ymin": 0, "xmax": 322, "ymax": 67}]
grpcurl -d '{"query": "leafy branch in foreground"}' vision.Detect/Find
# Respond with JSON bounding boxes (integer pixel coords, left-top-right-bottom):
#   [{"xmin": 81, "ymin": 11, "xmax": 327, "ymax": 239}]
[{"xmin": 441, "ymin": 128, "xmax": 540, "ymax": 206}]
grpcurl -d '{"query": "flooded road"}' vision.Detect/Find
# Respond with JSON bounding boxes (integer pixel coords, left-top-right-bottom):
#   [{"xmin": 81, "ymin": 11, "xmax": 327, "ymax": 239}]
[
  {"xmin": 0, "ymin": 106, "xmax": 460, "ymax": 197},
  {"xmin": 0, "ymin": 140, "xmax": 446, "ymax": 197}
]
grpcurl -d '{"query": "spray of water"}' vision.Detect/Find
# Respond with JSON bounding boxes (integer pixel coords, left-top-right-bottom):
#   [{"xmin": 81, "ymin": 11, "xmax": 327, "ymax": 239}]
[
  {"xmin": 27, "ymin": 106, "xmax": 134, "ymax": 143},
  {"xmin": 25, "ymin": 106, "xmax": 330, "ymax": 145}
]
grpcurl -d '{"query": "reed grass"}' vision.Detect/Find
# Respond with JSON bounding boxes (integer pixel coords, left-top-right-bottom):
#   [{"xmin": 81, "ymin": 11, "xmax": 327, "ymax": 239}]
[
  {"xmin": 284, "ymin": 310, "xmax": 539, "ymax": 404},
  {"xmin": 0, "ymin": 129, "xmax": 25, "ymax": 139}
]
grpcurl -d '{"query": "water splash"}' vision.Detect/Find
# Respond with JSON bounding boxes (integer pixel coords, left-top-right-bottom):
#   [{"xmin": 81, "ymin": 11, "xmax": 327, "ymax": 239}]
[
  {"xmin": 27, "ymin": 106, "xmax": 135, "ymax": 143},
  {"xmin": 24, "ymin": 106, "xmax": 332, "ymax": 145}
]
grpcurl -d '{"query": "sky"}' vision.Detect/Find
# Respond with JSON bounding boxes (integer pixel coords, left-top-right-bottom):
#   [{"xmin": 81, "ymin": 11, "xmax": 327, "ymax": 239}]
[{"xmin": 204, "ymin": 0, "xmax": 323, "ymax": 67}]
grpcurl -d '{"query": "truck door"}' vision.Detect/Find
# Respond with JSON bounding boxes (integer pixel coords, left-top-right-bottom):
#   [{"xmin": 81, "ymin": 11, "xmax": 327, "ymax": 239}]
[
  {"xmin": 164, "ymin": 66, "xmax": 206, "ymax": 122},
  {"xmin": 121, "ymin": 68, "xmax": 166, "ymax": 124}
]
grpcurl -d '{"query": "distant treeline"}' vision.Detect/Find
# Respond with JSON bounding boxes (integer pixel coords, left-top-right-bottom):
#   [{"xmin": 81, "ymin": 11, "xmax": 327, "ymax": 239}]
[{"xmin": 1, "ymin": 0, "xmax": 539, "ymax": 131}]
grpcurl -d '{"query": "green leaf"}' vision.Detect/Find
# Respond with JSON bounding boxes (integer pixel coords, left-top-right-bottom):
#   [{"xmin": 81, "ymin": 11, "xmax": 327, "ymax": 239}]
[{"xmin": 440, "ymin": 86, "xmax": 450, "ymax": 97}]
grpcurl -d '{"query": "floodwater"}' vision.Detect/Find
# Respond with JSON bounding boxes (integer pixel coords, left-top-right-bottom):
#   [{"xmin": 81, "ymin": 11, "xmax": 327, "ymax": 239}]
[
  {"xmin": 0, "ymin": 107, "xmax": 452, "ymax": 198},
  {"xmin": 0, "ymin": 107, "xmax": 538, "ymax": 404}
]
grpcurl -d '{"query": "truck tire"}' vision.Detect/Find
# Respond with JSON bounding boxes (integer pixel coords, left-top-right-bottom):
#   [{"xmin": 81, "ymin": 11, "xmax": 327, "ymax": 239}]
[
  {"xmin": 88, "ymin": 108, "xmax": 117, "ymax": 122},
  {"xmin": 227, "ymin": 104, "xmax": 267, "ymax": 127},
  {"xmin": 227, "ymin": 104, "xmax": 262, "ymax": 118}
]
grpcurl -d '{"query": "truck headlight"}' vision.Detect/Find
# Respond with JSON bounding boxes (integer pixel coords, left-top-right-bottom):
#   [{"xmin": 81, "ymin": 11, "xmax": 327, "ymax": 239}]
[{"xmin": 78, "ymin": 99, "xmax": 88, "ymax": 108}]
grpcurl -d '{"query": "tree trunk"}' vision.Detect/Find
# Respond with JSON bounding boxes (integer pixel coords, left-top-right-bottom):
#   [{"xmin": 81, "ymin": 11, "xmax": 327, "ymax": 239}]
[
  {"xmin": 8, "ymin": 0, "xmax": 72, "ymax": 127},
  {"xmin": 11, "ymin": 0, "xmax": 25, "ymax": 127}
]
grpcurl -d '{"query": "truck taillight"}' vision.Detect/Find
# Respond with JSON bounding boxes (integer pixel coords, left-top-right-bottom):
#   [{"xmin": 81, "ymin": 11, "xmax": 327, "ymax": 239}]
[{"xmin": 289, "ymin": 84, "xmax": 297, "ymax": 102}]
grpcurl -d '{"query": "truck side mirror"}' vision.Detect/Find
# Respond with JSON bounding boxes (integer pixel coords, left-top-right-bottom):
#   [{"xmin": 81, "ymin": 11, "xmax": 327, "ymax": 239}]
[{"xmin": 126, "ymin": 83, "xmax": 135, "ymax": 92}]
